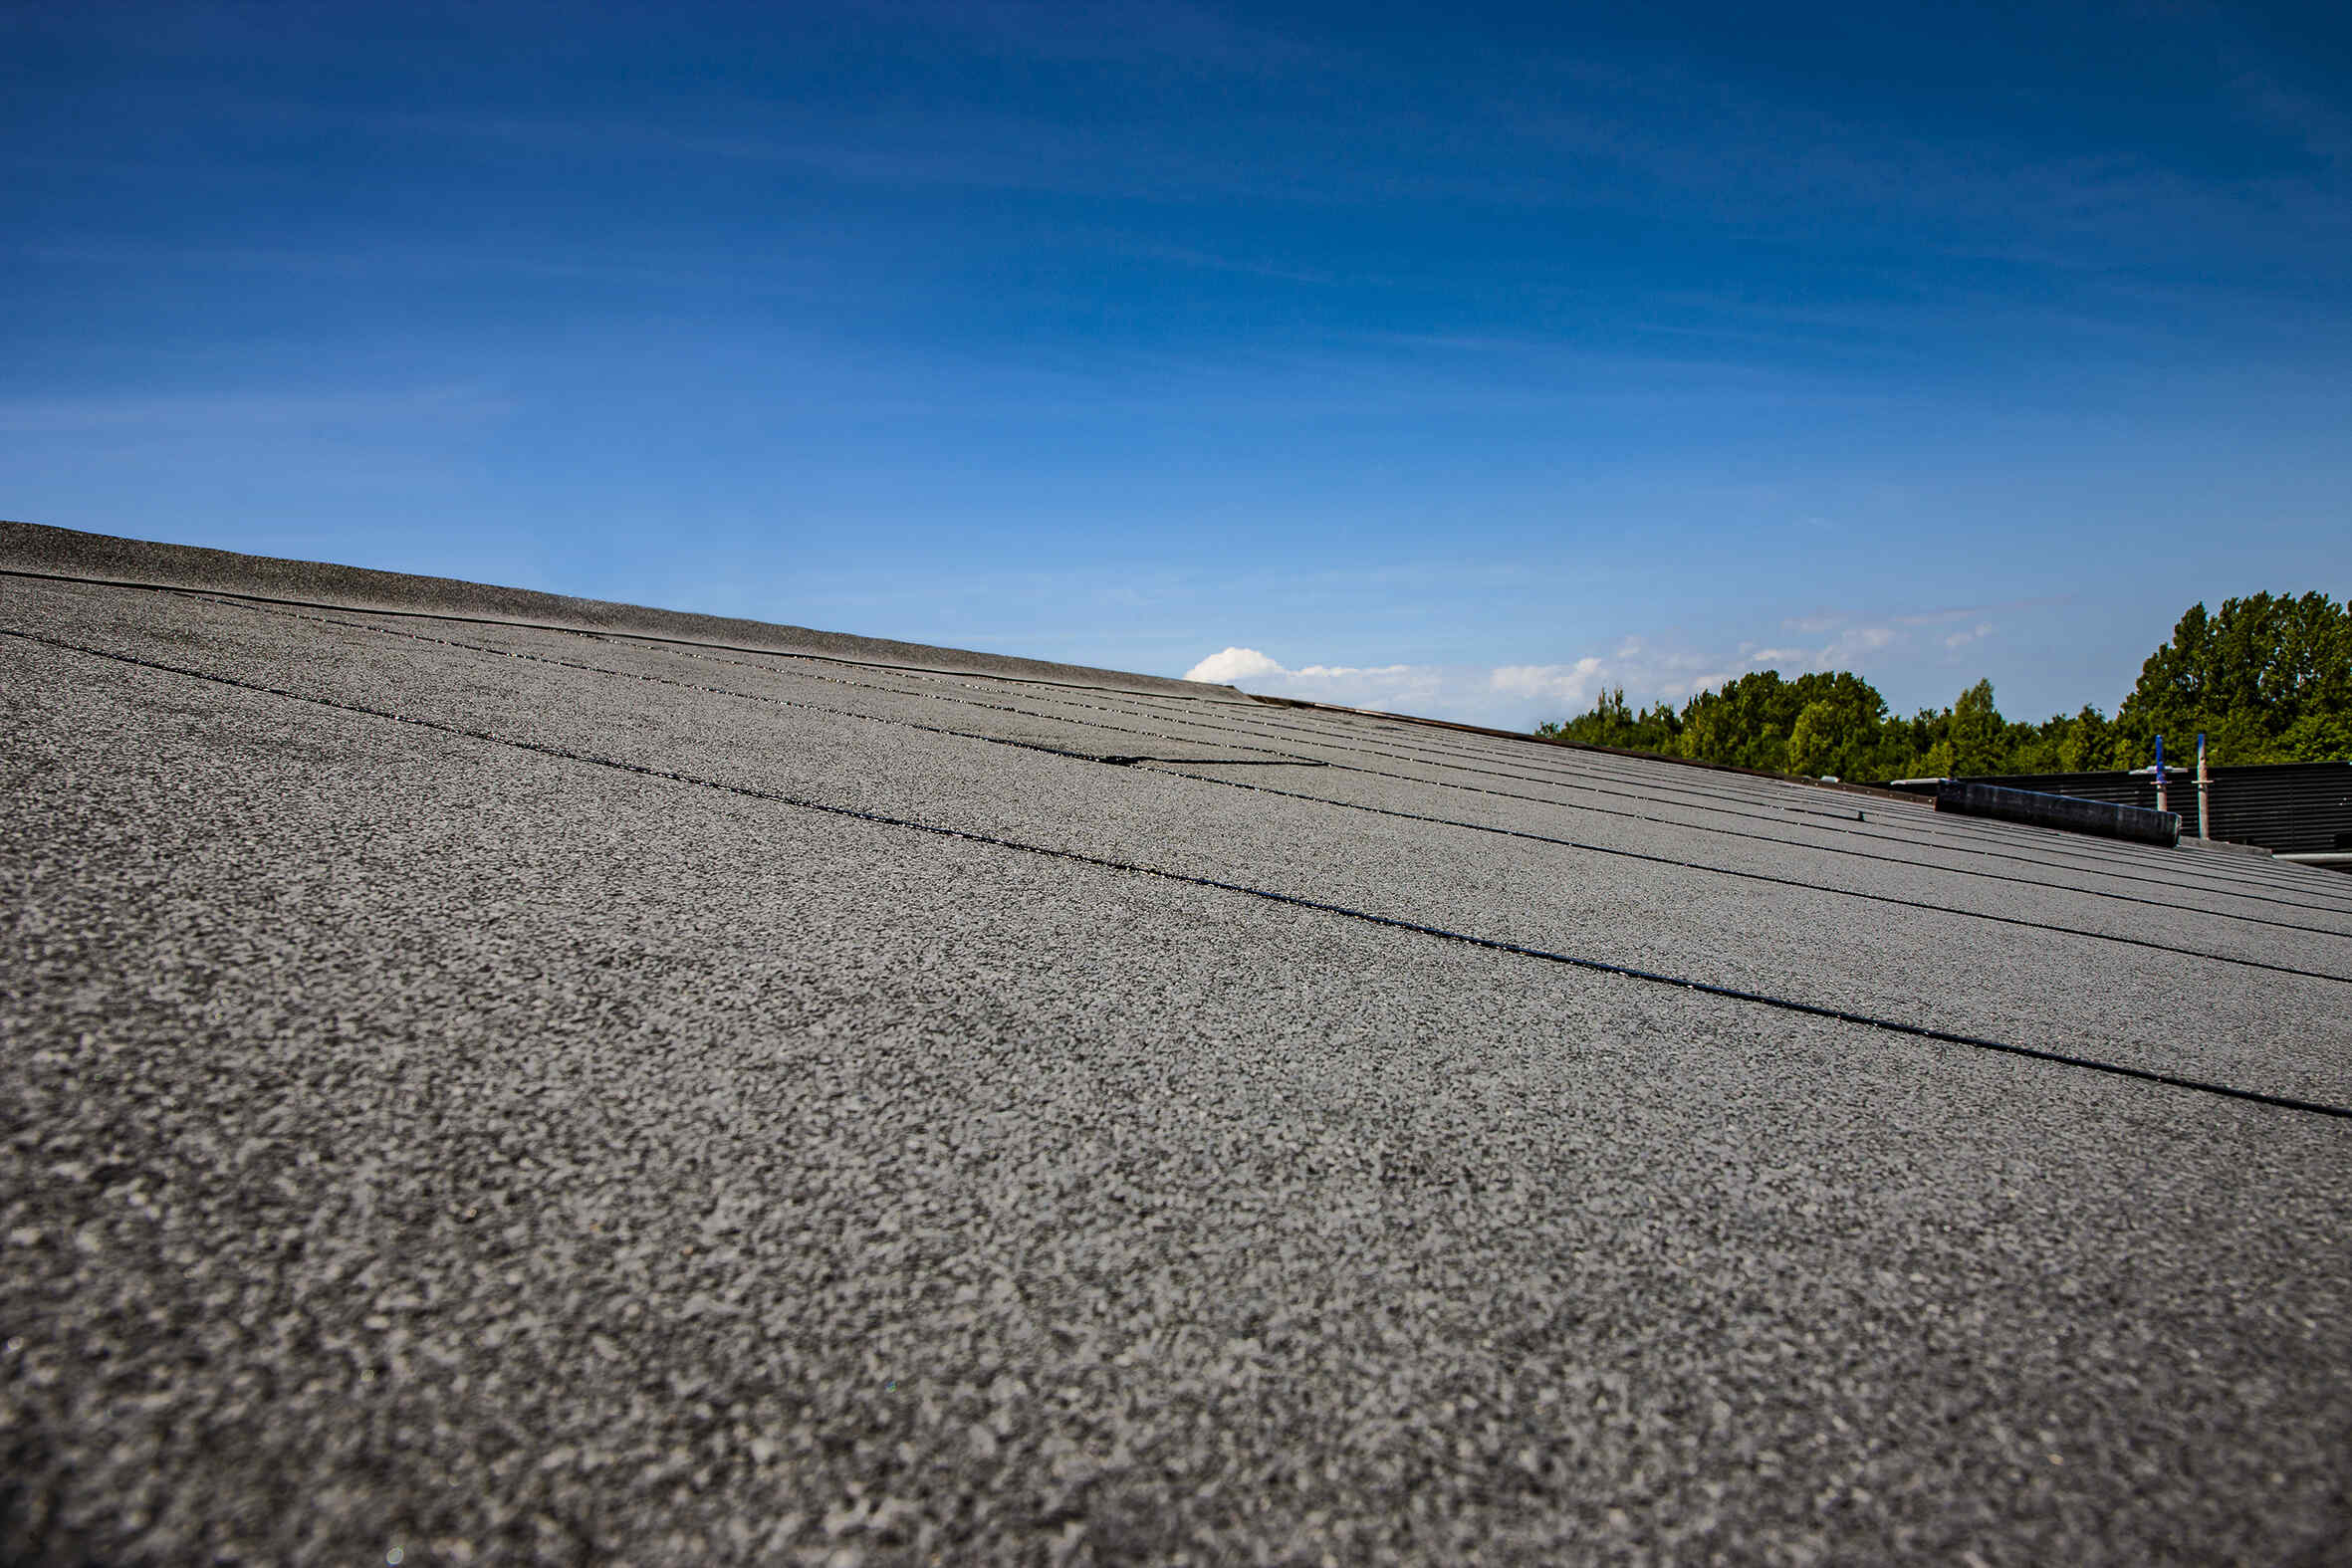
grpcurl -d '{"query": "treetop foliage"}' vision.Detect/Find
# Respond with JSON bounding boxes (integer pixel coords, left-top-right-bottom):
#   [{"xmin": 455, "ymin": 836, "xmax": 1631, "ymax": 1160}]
[{"xmin": 1535, "ymin": 592, "xmax": 2352, "ymax": 781}]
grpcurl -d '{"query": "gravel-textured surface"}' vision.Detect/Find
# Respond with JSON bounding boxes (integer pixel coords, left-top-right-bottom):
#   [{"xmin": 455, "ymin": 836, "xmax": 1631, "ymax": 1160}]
[
  {"xmin": 0, "ymin": 520, "xmax": 1233, "ymax": 701},
  {"xmin": 4, "ymin": 530, "xmax": 2351, "ymax": 1567}
]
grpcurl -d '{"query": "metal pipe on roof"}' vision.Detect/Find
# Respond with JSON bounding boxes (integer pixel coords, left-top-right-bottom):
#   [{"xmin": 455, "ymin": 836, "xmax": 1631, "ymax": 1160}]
[
  {"xmin": 1933, "ymin": 781, "xmax": 2184, "ymax": 847},
  {"xmin": 2197, "ymin": 732, "xmax": 2211, "ymax": 841}
]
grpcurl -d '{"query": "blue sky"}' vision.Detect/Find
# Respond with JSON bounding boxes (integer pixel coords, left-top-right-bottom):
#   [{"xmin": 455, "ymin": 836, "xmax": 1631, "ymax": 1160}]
[{"xmin": 7, "ymin": 0, "xmax": 2348, "ymax": 730}]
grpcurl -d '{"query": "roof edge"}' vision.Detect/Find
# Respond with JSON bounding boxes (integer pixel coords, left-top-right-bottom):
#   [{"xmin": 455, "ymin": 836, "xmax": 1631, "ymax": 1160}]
[{"xmin": 0, "ymin": 521, "xmax": 1245, "ymax": 702}]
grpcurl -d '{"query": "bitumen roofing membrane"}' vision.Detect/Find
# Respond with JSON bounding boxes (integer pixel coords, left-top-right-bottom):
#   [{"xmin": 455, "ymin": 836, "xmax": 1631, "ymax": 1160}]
[{"xmin": 3, "ymin": 520, "xmax": 2348, "ymax": 1566}]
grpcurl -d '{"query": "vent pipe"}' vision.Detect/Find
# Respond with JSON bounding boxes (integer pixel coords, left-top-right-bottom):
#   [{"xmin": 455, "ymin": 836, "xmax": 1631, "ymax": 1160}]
[
  {"xmin": 1934, "ymin": 781, "xmax": 2183, "ymax": 846},
  {"xmin": 2196, "ymin": 732, "xmax": 2211, "ymax": 841}
]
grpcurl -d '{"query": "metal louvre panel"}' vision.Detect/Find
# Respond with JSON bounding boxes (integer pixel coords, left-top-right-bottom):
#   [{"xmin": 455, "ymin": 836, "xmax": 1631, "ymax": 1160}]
[{"xmin": 1969, "ymin": 763, "xmax": 2352, "ymax": 854}]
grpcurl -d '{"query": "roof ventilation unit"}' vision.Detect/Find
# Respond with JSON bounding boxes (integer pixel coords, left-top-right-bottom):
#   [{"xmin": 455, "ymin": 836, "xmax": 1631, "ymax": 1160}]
[{"xmin": 1932, "ymin": 780, "xmax": 2182, "ymax": 846}]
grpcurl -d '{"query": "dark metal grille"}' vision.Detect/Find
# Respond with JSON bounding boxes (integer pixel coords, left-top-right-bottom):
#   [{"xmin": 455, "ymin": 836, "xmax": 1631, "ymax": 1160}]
[{"xmin": 1946, "ymin": 762, "xmax": 2352, "ymax": 854}]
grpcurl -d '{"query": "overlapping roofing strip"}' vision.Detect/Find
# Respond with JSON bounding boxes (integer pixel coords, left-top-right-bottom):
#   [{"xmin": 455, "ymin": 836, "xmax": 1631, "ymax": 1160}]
[
  {"xmin": 150, "ymin": 591, "xmax": 2352, "ymax": 979},
  {"xmin": 7, "ymin": 612, "xmax": 2348, "ymax": 1122},
  {"xmin": 54, "ymin": 573, "xmax": 2350, "ymax": 940},
  {"xmin": 23, "ymin": 556, "xmax": 2343, "ymax": 908},
  {"xmin": 651, "ymin": 623, "xmax": 2348, "ymax": 914}
]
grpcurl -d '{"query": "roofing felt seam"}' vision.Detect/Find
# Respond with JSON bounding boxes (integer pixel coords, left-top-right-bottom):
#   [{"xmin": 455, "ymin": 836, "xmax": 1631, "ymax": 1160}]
[
  {"xmin": 884, "ymin": 665, "xmax": 2349, "ymax": 916},
  {"xmin": 156, "ymin": 545, "xmax": 2331, "ymax": 909},
  {"xmin": 166, "ymin": 511, "xmax": 2321, "ymax": 909},
  {"xmin": 10, "ymin": 622, "xmax": 2348, "ymax": 1123},
  {"xmin": 1160, "ymin": 704, "xmax": 2347, "ymax": 907},
  {"xmin": 200, "ymin": 588, "xmax": 2352, "ymax": 950},
  {"xmin": 1104, "ymin": 689, "xmax": 2349, "ymax": 898},
  {"xmin": 0, "ymin": 565, "xmax": 1265, "ymax": 705},
  {"xmin": 176, "ymin": 593, "xmax": 1324, "ymax": 773},
  {"xmin": 201, "ymin": 584, "xmax": 2352, "ymax": 936},
  {"xmin": 57, "ymin": 566, "xmax": 2351, "ymax": 923},
  {"xmin": 1453, "ymin": 739, "xmax": 2347, "ymax": 896},
  {"xmin": 265, "ymin": 584, "xmax": 2352, "ymax": 973},
  {"xmin": 798, "ymin": 651, "xmax": 2336, "ymax": 903},
  {"xmin": 188, "ymin": 591, "xmax": 1328, "ymax": 771},
  {"xmin": 498, "ymin": 598, "xmax": 2332, "ymax": 912},
  {"xmin": 1109, "ymin": 700, "xmax": 2327, "ymax": 902},
  {"xmin": 17, "ymin": 555, "xmax": 2329, "ymax": 895},
  {"xmin": 1131, "ymin": 764, "xmax": 2352, "ymax": 985},
  {"xmin": 1094, "ymin": 699, "xmax": 2352, "ymax": 910}
]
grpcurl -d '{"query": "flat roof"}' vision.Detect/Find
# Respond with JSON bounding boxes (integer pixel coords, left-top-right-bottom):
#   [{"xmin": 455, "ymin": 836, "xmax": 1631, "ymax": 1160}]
[{"xmin": 5, "ymin": 521, "xmax": 2349, "ymax": 1565}]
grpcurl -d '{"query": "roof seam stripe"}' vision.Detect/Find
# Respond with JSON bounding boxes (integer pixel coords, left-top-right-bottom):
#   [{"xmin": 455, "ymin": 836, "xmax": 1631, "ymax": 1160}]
[
  {"xmin": 182, "ymin": 590, "xmax": 1327, "ymax": 770},
  {"xmin": 174, "ymin": 587, "xmax": 2352, "ymax": 945},
  {"xmin": 1132, "ymin": 765, "xmax": 2352, "ymax": 985},
  {"xmin": 41, "ymin": 567, "xmax": 2347, "ymax": 915},
  {"xmin": 1034, "ymin": 687, "xmax": 2342, "ymax": 903},
  {"xmin": 729, "ymin": 625, "xmax": 2337, "ymax": 904},
  {"xmin": 0, "ymin": 564, "xmax": 1256, "ymax": 704},
  {"xmin": 10, "ymin": 622, "xmax": 2346, "ymax": 1124},
  {"xmin": 20, "ymin": 561, "xmax": 2342, "ymax": 907},
  {"xmin": 1064, "ymin": 693, "xmax": 2352, "ymax": 909},
  {"xmin": 1035, "ymin": 670, "xmax": 2346, "ymax": 893}
]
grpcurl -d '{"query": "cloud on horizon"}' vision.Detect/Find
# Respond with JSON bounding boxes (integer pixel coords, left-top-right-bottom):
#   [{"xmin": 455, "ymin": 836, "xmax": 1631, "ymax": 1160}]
[
  {"xmin": 1182, "ymin": 643, "xmax": 1662, "ymax": 729},
  {"xmin": 1182, "ymin": 601, "xmax": 2042, "ymax": 731}
]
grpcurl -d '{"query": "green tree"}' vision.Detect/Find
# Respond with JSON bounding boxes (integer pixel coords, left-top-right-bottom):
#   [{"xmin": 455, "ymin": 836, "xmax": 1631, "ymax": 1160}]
[
  {"xmin": 1677, "ymin": 671, "xmax": 1797, "ymax": 772},
  {"xmin": 1947, "ymin": 679, "xmax": 2006, "ymax": 776},
  {"xmin": 2055, "ymin": 705, "xmax": 2113, "ymax": 773},
  {"xmin": 1785, "ymin": 700, "xmax": 1840, "ymax": 778},
  {"xmin": 1532, "ymin": 591, "xmax": 2351, "ymax": 777},
  {"xmin": 1533, "ymin": 687, "xmax": 1682, "ymax": 753},
  {"xmin": 1674, "ymin": 670, "xmax": 1895, "ymax": 775},
  {"xmin": 2115, "ymin": 592, "xmax": 2352, "ymax": 764},
  {"xmin": 1783, "ymin": 675, "xmax": 1896, "ymax": 779},
  {"xmin": 2281, "ymin": 708, "xmax": 2352, "ymax": 762}
]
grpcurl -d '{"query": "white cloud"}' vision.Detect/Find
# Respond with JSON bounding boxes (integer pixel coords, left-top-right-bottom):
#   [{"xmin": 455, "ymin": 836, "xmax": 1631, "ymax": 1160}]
[
  {"xmin": 1943, "ymin": 621, "xmax": 1996, "ymax": 650},
  {"xmin": 1488, "ymin": 658, "xmax": 1606, "ymax": 702},
  {"xmin": 1820, "ymin": 623, "xmax": 1897, "ymax": 662},
  {"xmin": 1183, "ymin": 646, "xmax": 1286, "ymax": 683},
  {"xmin": 1179, "ymin": 643, "xmax": 1707, "ymax": 730},
  {"xmin": 1179, "ymin": 598, "xmax": 2048, "ymax": 731}
]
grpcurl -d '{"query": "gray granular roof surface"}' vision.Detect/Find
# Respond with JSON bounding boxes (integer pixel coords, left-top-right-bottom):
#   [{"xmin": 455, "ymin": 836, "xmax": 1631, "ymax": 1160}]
[{"xmin": 3, "ymin": 521, "xmax": 2349, "ymax": 1568}]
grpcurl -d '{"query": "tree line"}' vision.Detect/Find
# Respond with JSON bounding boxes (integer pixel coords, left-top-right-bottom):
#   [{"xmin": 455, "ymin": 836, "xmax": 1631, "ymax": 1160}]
[{"xmin": 1534, "ymin": 592, "xmax": 2352, "ymax": 782}]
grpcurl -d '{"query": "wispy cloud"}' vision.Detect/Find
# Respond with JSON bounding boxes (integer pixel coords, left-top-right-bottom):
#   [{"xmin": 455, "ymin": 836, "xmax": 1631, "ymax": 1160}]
[
  {"xmin": 363, "ymin": 105, "xmax": 1111, "ymax": 196},
  {"xmin": 1500, "ymin": 39, "xmax": 2352, "ymax": 267},
  {"xmin": 909, "ymin": 0, "xmax": 1330, "ymax": 74},
  {"xmin": 1102, "ymin": 240, "xmax": 1341, "ymax": 286},
  {"xmin": 1181, "ymin": 640, "xmax": 1719, "ymax": 730},
  {"xmin": 2228, "ymin": 69, "xmax": 2352, "ymax": 171},
  {"xmin": 1785, "ymin": 596, "xmax": 2064, "ymax": 634},
  {"xmin": 0, "ymin": 385, "xmax": 512, "ymax": 435},
  {"xmin": 1180, "ymin": 593, "xmax": 2077, "ymax": 731},
  {"xmin": 8, "ymin": 236, "xmax": 747, "ymax": 290}
]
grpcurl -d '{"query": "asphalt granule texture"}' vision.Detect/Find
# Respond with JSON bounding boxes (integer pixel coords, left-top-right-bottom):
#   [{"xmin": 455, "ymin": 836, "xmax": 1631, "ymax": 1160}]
[{"xmin": 4, "ymin": 560, "xmax": 2351, "ymax": 1567}]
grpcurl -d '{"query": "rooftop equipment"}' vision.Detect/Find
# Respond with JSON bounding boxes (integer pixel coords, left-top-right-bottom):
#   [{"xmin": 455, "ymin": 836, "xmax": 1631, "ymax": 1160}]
[
  {"xmin": 1959, "ymin": 762, "xmax": 2351, "ymax": 855},
  {"xmin": 1931, "ymin": 780, "xmax": 2183, "ymax": 846}
]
